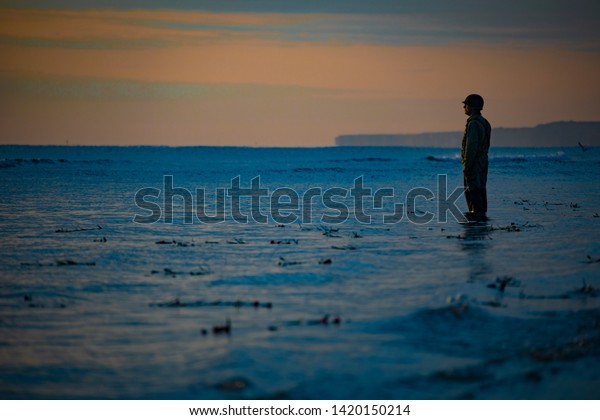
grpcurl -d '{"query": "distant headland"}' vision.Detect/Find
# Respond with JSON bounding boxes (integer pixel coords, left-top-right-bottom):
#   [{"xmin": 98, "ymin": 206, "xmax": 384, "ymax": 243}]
[{"xmin": 336, "ymin": 121, "xmax": 600, "ymax": 147}]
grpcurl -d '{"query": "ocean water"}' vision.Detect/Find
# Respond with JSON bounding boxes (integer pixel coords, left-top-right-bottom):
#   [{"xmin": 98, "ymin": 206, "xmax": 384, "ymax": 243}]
[{"xmin": 1, "ymin": 145, "xmax": 599, "ymax": 399}]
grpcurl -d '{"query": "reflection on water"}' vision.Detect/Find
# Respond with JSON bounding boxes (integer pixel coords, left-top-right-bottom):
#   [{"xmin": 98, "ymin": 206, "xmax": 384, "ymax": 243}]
[{"xmin": 461, "ymin": 219, "xmax": 493, "ymax": 282}]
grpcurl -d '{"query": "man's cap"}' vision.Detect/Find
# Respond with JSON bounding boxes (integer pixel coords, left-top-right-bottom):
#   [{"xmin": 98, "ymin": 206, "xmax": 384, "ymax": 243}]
[{"xmin": 462, "ymin": 94, "xmax": 484, "ymax": 109}]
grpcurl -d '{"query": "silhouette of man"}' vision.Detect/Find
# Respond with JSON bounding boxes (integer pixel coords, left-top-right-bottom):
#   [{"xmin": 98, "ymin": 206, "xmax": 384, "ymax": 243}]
[{"xmin": 461, "ymin": 94, "xmax": 491, "ymax": 218}]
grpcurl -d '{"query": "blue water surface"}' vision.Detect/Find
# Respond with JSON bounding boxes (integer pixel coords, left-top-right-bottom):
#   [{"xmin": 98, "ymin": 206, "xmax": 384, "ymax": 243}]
[{"xmin": 1, "ymin": 145, "xmax": 599, "ymax": 399}]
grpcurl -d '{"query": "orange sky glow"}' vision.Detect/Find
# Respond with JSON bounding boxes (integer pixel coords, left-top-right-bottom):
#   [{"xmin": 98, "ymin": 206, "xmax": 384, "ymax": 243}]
[{"xmin": 1, "ymin": 7, "xmax": 599, "ymax": 146}]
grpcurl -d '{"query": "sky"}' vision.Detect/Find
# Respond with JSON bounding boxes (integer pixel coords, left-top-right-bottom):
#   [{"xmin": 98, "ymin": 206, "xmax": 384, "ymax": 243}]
[{"xmin": 0, "ymin": 0, "xmax": 599, "ymax": 146}]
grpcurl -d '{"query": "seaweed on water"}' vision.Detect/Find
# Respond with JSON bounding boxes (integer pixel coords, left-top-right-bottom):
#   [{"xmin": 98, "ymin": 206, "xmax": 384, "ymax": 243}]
[
  {"xmin": 55, "ymin": 259, "xmax": 96, "ymax": 266},
  {"xmin": 270, "ymin": 239, "xmax": 299, "ymax": 245},
  {"xmin": 151, "ymin": 266, "xmax": 211, "ymax": 276},
  {"xmin": 331, "ymin": 245, "xmax": 357, "ymax": 250},
  {"xmin": 318, "ymin": 225, "xmax": 340, "ymax": 237},
  {"xmin": 307, "ymin": 314, "xmax": 334, "ymax": 325},
  {"xmin": 22, "ymin": 260, "xmax": 96, "ymax": 266},
  {"xmin": 487, "ymin": 276, "xmax": 521, "ymax": 292},
  {"xmin": 212, "ymin": 319, "xmax": 231, "ymax": 335},
  {"xmin": 480, "ymin": 299, "xmax": 506, "ymax": 308},
  {"xmin": 278, "ymin": 256, "xmax": 303, "ymax": 267},
  {"xmin": 151, "ymin": 298, "xmax": 273, "ymax": 309},
  {"xmin": 20, "ymin": 262, "xmax": 54, "ymax": 267},
  {"xmin": 55, "ymin": 225, "xmax": 102, "ymax": 233},
  {"xmin": 586, "ymin": 255, "xmax": 600, "ymax": 263},
  {"xmin": 485, "ymin": 222, "xmax": 542, "ymax": 233},
  {"xmin": 446, "ymin": 234, "xmax": 466, "ymax": 239},
  {"xmin": 155, "ymin": 239, "xmax": 196, "ymax": 247},
  {"xmin": 281, "ymin": 315, "xmax": 342, "ymax": 328},
  {"xmin": 574, "ymin": 281, "xmax": 598, "ymax": 297},
  {"xmin": 21, "ymin": 295, "xmax": 68, "ymax": 309},
  {"xmin": 528, "ymin": 335, "xmax": 600, "ymax": 362}
]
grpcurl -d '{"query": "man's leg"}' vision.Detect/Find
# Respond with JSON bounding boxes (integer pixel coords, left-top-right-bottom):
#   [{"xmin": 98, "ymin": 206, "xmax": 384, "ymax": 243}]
[
  {"xmin": 471, "ymin": 188, "xmax": 485, "ymax": 214},
  {"xmin": 466, "ymin": 171, "xmax": 486, "ymax": 215},
  {"xmin": 481, "ymin": 187, "xmax": 488, "ymax": 213},
  {"xmin": 481, "ymin": 166, "xmax": 488, "ymax": 213},
  {"xmin": 464, "ymin": 175, "xmax": 475, "ymax": 212}
]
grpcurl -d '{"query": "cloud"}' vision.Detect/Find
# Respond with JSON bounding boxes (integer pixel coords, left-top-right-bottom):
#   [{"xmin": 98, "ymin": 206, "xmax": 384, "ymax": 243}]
[
  {"xmin": 1, "ymin": 4, "xmax": 598, "ymax": 49},
  {"xmin": 1, "ymin": 75, "xmax": 342, "ymax": 101}
]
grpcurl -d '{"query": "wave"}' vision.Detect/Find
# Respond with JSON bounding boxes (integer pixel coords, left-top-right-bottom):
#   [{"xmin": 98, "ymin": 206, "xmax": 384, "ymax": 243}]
[
  {"xmin": 328, "ymin": 157, "xmax": 396, "ymax": 163},
  {"xmin": 426, "ymin": 151, "xmax": 568, "ymax": 163},
  {"xmin": 293, "ymin": 167, "xmax": 346, "ymax": 173},
  {"xmin": 0, "ymin": 158, "xmax": 115, "ymax": 169},
  {"xmin": 0, "ymin": 158, "xmax": 67, "ymax": 168},
  {"xmin": 211, "ymin": 272, "xmax": 331, "ymax": 286},
  {"xmin": 490, "ymin": 151, "xmax": 567, "ymax": 162}
]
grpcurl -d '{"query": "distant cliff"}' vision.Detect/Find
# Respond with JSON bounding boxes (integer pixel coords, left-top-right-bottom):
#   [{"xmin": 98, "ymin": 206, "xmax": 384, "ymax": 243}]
[{"xmin": 335, "ymin": 121, "xmax": 600, "ymax": 147}]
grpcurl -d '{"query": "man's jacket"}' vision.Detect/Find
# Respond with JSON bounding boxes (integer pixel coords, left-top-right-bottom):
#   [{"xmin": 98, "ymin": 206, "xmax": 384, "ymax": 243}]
[{"xmin": 461, "ymin": 114, "xmax": 491, "ymax": 173}]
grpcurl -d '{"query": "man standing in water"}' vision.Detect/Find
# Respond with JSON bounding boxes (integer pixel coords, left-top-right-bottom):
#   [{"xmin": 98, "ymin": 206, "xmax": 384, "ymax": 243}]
[{"xmin": 461, "ymin": 94, "xmax": 491, "ymax": 219}]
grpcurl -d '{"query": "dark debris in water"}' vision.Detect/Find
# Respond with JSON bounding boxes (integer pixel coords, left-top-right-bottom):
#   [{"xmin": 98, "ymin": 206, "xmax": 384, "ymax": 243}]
[
  {"xmin": 528, "ymin": 335, "xmax": 600, "ymax": 362},
  {"xmin": 280, "ymin": 314, "xmax": 342, "ymax": 328},
  {"xmin": 55, "ymin": 259, "xmax": 96, "ymax": 266},
  {"xmin": 212, "ymin": 319, "xmax": 232, "ymax": 335},
  {"xmin": 155, "ymin": 239, "xmax": 196, "ymax": 247},
  {"xmin": 278, "ymin": 257, "xmax": 303, "ymax": 267},
  {"xmin": 480, "ymin": 299, "xmax": 506, "ymax": 308},
  {"xmin": 55, "ymin": 225, "xmax": 102, "ymax": 233},
  {"xmin": 318, "ymin": 225, "xmax": 340, "ymax": 237},
  {"xmin": 574, "ymin": 281, "xmax": 598, "ymax": 297},
  {"xmin": 21, "ymin": 260, "xmax": 96, "ymax": 267},
  {"xmin": 20, "ymin": 294, "xmax": 68, "ymax": 309},
  {"xmin": 521, "ymin": 281, "xmax": 598, "ymax": 300},
  {"xmin": 515, "ymin": 200, "xmax": 582, "ymax": 212},
  {"xmin": 331, "ymin": 245, "xmax": 357, "ymax": 250},
  {"xmin": 199, "ymin": 314, "xmax": 348, "ymax": 337},
  {"xmin": 306, "ymin": 314, "xmax": 339, "ymax": 325},
  {"xmin": 270, "ymin": 239, "xmax": 299, "ymax": 245},
  {"xmin": 488, "ymin": 222, "xmax": 542, "ymax": 232},
  {"xmin": 151, "ymin": 298, "xmax": 273, "ymax": 309},
  {"xmin": 151, "ymin": 266, "xmax": 211, "ymax": 277},
  {"xmin": 215, "ymin": 377, "xmax": 251, "ymax": 392},
  {"xmin": 487, "ymin": 276, "xmax": 521, "ymax": 292},
  {"xmin": 21, "ymin": 262, "xmax": 54, "ymax": 267},
  {"xmin": 278, "ymin": 256, "xmax": 334, "ymax": 266}
]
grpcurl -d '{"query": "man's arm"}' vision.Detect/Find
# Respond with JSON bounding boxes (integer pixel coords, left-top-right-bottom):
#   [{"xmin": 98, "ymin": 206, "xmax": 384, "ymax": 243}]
[{"xmin": 463, "ymin": 120, "xmax": 483, "ymax": 171}]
